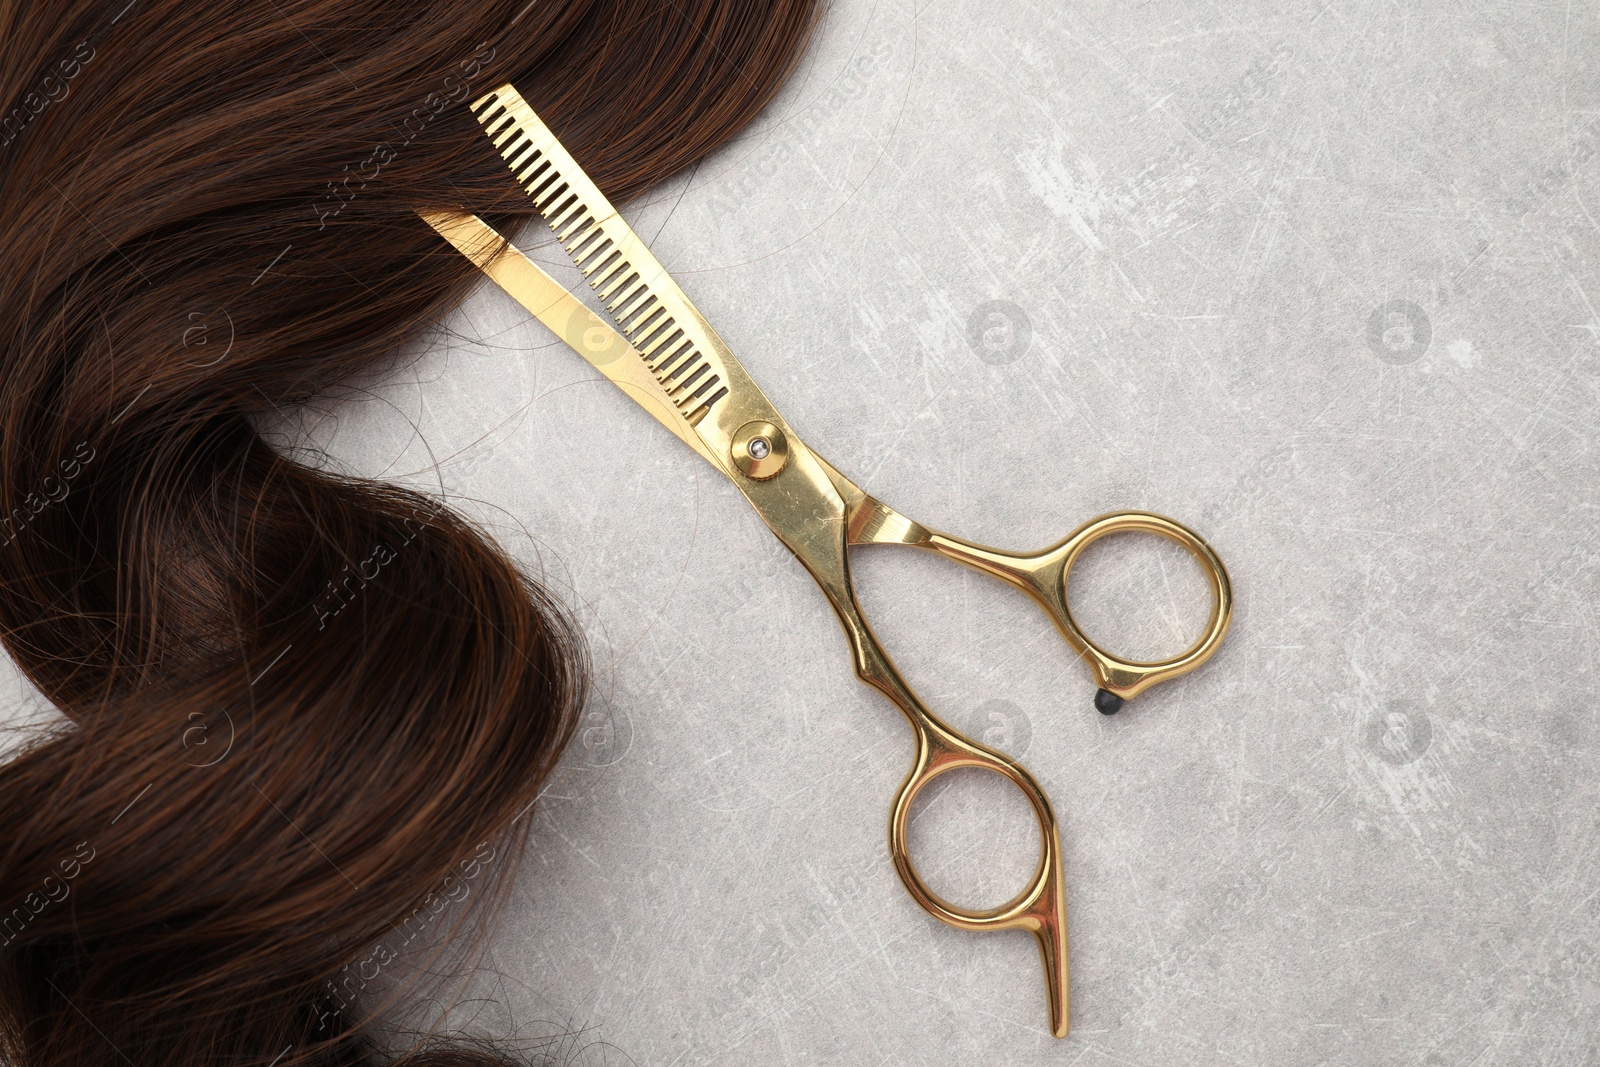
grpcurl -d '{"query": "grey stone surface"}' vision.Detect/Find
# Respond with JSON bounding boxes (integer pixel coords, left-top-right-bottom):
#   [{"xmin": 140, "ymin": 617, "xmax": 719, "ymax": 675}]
[
  {"xmin": 336, "ymin": 0, "xmax": 1600, "ymax": 1061},
  {"xmin": 14, "ymin": 0, "xmax": 1600, "ymax": 1062}
]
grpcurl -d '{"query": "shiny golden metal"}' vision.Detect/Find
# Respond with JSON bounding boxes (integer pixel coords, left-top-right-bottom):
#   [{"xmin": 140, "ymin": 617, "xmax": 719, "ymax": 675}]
[
  {"xmin": 731, "ymin": 421, "xmax": 787, "ymax": 480},
  {"xmin": 417, "ymin": 83, "xmax": 1234, "ymax": 1039}
]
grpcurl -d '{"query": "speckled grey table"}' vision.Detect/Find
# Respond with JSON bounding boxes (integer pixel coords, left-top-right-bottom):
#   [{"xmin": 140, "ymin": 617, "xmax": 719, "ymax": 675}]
[{"xmin": 23, "ymin": 0, "xmax": 1600, "ymax": 1062}]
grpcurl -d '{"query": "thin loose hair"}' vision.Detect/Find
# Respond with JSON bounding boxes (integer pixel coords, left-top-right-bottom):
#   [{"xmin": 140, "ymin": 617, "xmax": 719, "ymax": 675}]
[{"xmin": 0, "ymin": 1, "xmax": 817, "ymax": 1064}]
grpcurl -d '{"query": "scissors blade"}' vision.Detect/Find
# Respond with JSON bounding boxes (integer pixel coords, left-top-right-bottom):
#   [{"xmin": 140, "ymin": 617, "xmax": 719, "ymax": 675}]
[
  {"xmin": 417, "ymin": 209, "xmax": 729, "ymax": 475},
  {"xmin": 465, "ymin": 84, "xmax": 793, "ymax": 469}
]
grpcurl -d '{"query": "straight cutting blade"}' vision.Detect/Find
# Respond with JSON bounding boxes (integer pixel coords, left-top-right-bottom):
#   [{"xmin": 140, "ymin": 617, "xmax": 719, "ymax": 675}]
[{"xmin": 416, "ymin": 209, "xmax": 728, "ymax": 474}]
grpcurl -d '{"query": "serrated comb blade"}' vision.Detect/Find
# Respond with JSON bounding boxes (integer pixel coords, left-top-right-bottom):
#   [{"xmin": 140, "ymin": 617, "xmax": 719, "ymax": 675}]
[{"xmin": 470, "ymin": 84, "xmax": 735, "ymax": 429}]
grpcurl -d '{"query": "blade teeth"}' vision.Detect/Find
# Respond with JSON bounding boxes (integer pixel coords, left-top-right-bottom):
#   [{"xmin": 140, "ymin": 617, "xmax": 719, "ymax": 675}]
[
  {"xmin": 636, "ymin": 317, "xmax": 676, "ymax": 353},
  {"xmin": 483, "ymin": 115, "xmax": 517, "ymax": 145},
  {"xmin": 489, "ymin": 122, "xmax": 520, "ymax": 150},
  {"xmin": 533, "ymin": 181, "xmax": 570, "ymax": 213},
  {"xmin": 572, "ymin": 227, "xmax": 608, "ymax": 259},
  {"xmin": 474, "ymin": 85, "xmax": 731, "ymax": 422},
  {"xmin": 640, "ymin": 329, "xmax": 683, "ymax": 363},
  {"xmin": 624, "ymin": 297, "xmax": 662, "ymax": 335},
  {"xmin": 689, "ymin": 387, "xmax": 729, "ymax": 422},
  {"xmin": 570, "ymin": 228, "xmax": 607, "ymax": 262},
  {"xmin": 546, "ymin": 194, "xmax": 583, "ymax": 232},
  {"xmin": 689, "ymin": 374, "xmax": 721, "ymax": 400},
  {"xmin": 631, "ymin": 310, "xmax": 670, "ymax": 346},
  {"xmin": 503, "ymin": 138, "xmax": 537, "ymax": 172},
  {"xmin": 667, "ymin": 355, "xmax": 704, "ymax": 384},
  {"xmin": 607, "ymin": 278, "xmax": 647, "ymax": 315},
  {"xmin": 615, "ymin": 298, "xmax": 652, "ymax": 331},
  {"xmin": 526, "ymin": 167, "xmax": 560, "ymax": 200},
  {"xmin": 626, "ymin": 309, "xmax": 662, "ymax": 342},
  {"xmin": 596, "ymin": 268, "xmax": 636, "ymax": 302},
  {"xmin": 469, "ymin": 90, "xmax": 504, "ymax": 119},
  {"xmin": 669, "ymin": 363, "xmax": 710, "ymax": 399},
  {"xmin": 654, "ymin": 339, "xmax": 694, "ymax": 374},
  {"xmin": 561, "ymin": 214, "xmax": 597, "ymax": 247},
  {"xmin": 516, "ymin": 155, "xmax": 550, "ymax": 186},
  {"xmin": 586, "ymin": 250, "xmax": 624, "ymax": 285}
]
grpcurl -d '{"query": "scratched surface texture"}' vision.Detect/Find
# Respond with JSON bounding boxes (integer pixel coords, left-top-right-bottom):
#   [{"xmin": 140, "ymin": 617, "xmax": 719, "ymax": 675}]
[
  {"xmin": 333, "ymin": 0, "xmax": 1599, "ymax": 1062},
  {"xmin": 34, "ymin": 0, "xmax": 1600, "ymax": 1062}
]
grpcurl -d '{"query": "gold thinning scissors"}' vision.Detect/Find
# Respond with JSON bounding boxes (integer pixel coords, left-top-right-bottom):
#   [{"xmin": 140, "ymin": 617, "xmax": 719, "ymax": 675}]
[{"xmin": 418, "ymin": 84, "xmax": 1233, "ymax": 1037}]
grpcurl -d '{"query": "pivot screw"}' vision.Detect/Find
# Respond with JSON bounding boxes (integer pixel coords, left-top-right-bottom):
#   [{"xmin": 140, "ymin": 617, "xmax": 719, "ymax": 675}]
[{"xmin": 731, "ymin": 421, "xmax": 788, "ymax": 480}]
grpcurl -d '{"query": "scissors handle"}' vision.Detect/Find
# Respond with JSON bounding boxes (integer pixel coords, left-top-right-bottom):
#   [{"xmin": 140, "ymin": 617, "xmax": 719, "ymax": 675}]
[
  {"xmin": 924, "ymin": 512, "xmax": 1233, "ymax": 706},
  {"xmin": 816, "ymin": 458, "xmax": 1232, "ymax": 705},
  {"xmin": 803, "ymin": 461, "xmax": 1232, "ymax": 1033},
  {"xmin": 837, "ymin": 512, "xmax": 1228, "ymax": 1039},
  {"xmin": 889, "ymin": 712, "xmax": 1071, "ymax": 1036},
  {"xmin": 816, "ymin": 571, "xmax": 1072, "ymax": 1037}
]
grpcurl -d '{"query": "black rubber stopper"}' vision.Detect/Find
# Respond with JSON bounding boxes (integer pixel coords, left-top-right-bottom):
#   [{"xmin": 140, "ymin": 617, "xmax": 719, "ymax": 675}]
[{"xmin": 1094, "ymin": 688, "xmax": 1124, "ymax": 715}]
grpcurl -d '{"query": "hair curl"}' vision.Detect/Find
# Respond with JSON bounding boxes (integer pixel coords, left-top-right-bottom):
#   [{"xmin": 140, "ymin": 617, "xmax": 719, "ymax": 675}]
[{"xmin": 0, "ymin": 1, "xmax": 817, "ymax": 1063}]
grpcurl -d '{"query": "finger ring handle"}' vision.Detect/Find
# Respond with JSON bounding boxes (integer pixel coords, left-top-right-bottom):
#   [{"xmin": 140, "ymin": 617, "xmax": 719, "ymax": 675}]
[
  {"xmin": 886, "ymin": 722, "xmax": 1071, "ymax": 1037},
  {"xmin": 1055, "ymin": 511, "xmax": 1233, "ymax": 706}
]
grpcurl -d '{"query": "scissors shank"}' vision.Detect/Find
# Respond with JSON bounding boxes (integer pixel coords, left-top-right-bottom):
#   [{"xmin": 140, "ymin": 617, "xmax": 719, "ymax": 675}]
[
  {"xmin": 808, "ymin": 453, "xmax": 927, "ymax": 547},
  {"xmin": 844, "ymin": 495, "xmax": 926, "ymax": 547}
]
